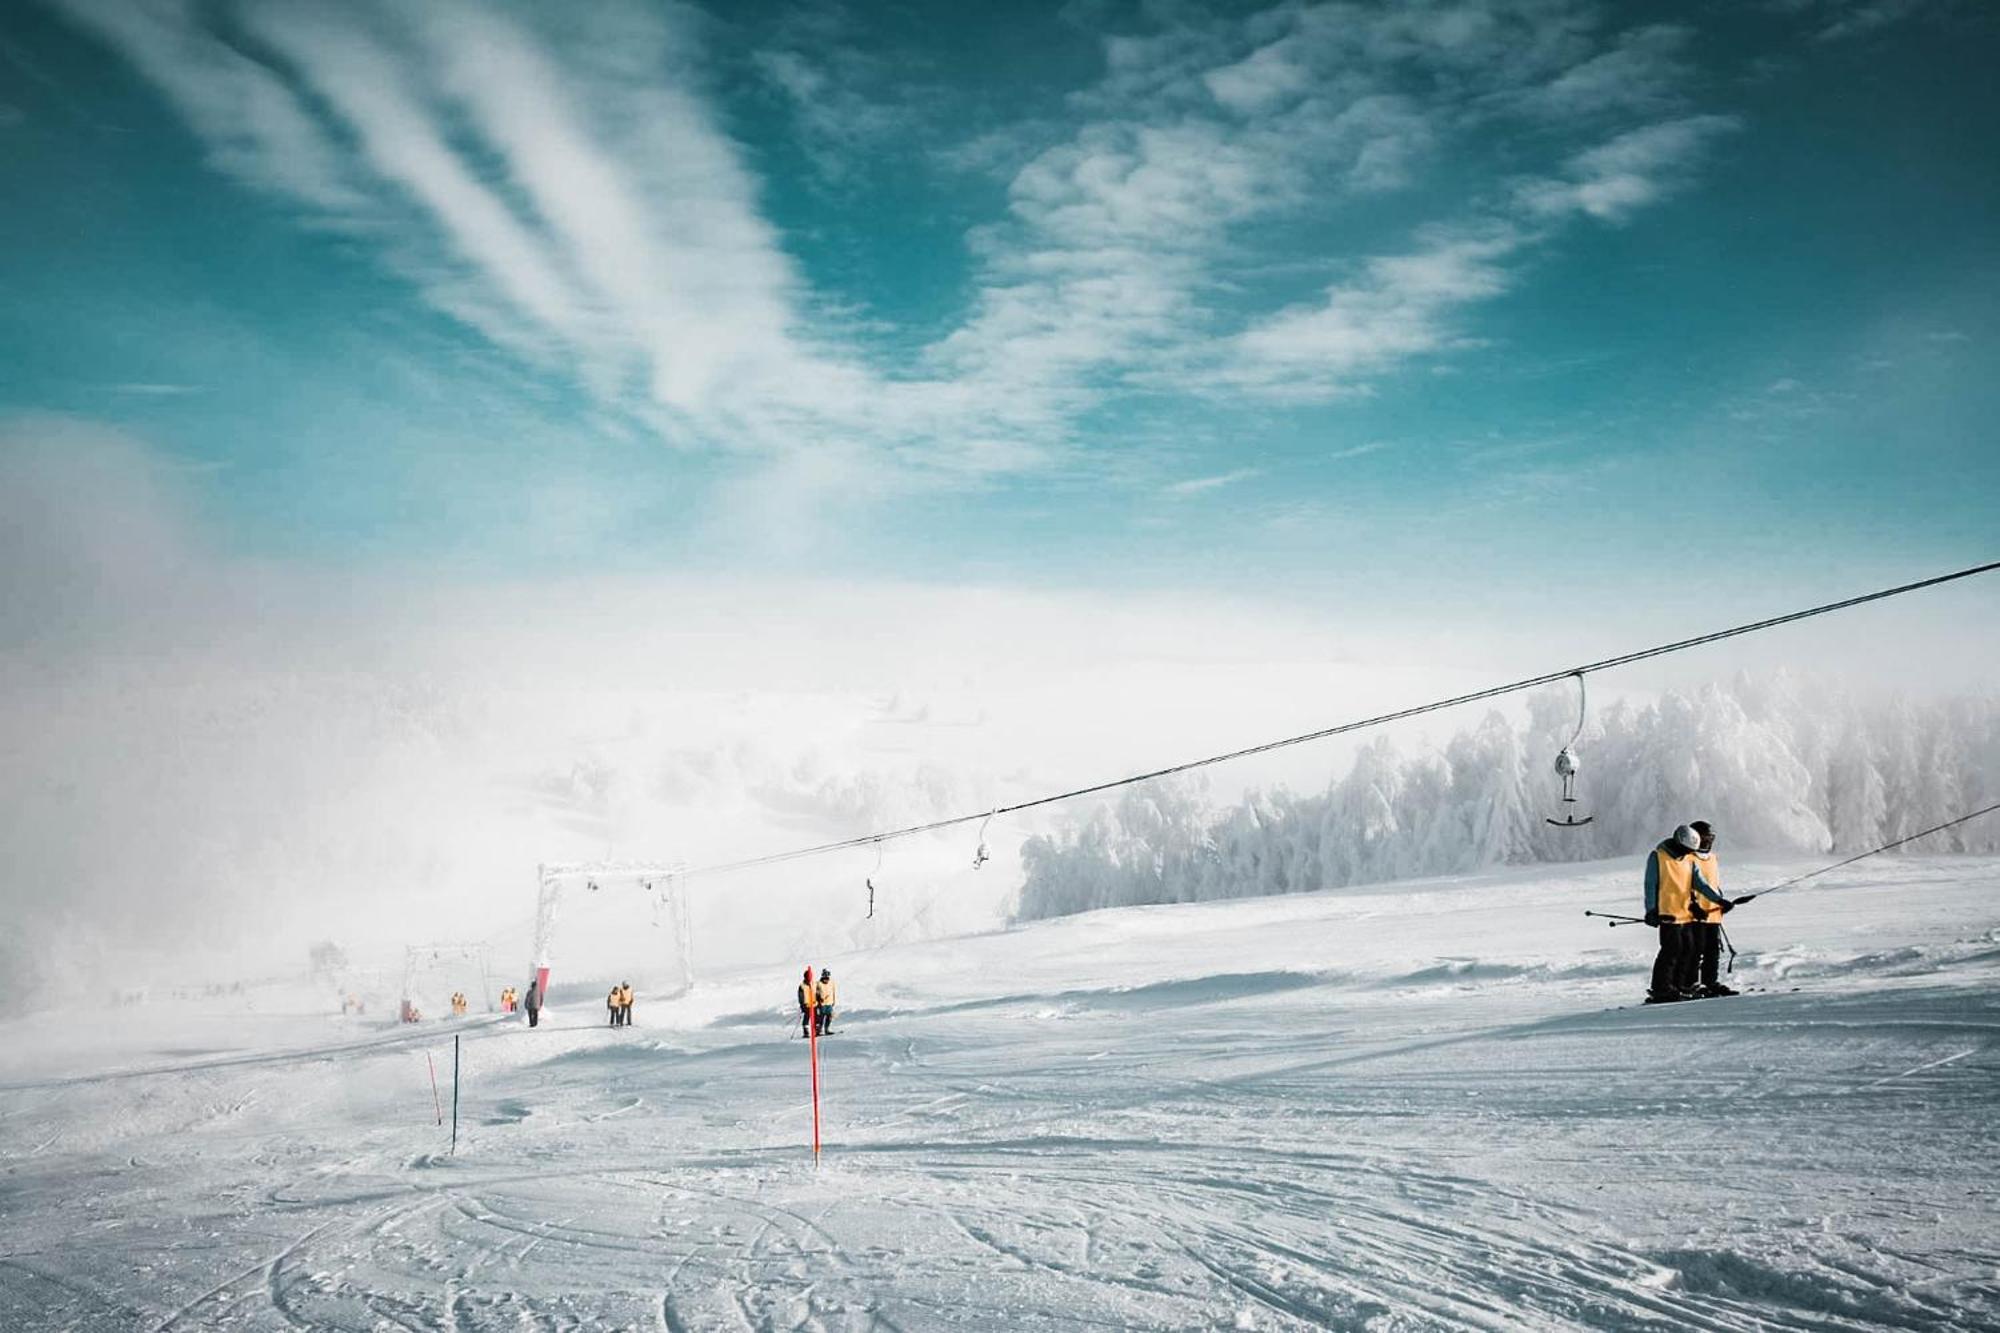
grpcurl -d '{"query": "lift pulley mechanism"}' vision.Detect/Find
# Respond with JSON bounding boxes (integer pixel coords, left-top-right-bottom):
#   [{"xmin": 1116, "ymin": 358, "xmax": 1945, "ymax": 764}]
[
  {"xmin": 865, "ymin": 842, "xmax": 881, "ymax": 919},
  {"xmin": 972, "ymin": 808, "xmax": 996, "ymax": 870},
  {"xmin": 1547, "ymin": 672, "xmax": 1595, "ymax": 829}
]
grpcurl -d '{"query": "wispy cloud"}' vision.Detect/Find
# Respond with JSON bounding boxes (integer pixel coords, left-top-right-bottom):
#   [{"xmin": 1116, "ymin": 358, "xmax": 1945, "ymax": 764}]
[
  {"xmin": 51, "ymin": 0, "xmax": 1750, "ymax": 484},
  {"xmin": 1165, "ymin": 467, "xmax": 1260, "ymax": 496},
  {"xmin": 1326, "ymin": 441, "xmax": 1389, "ymax": 462},
  {"xmin": 1221, "ymin": 229, "xmax": 1522, "ymax": 400},
  {"xmin": 95, "ymin": 382, "xmax": 205, "ymax": 396},
  {"xmin": 56, "ymin": 0, "xmax": 366, "ymax": 212},
  {"xmin": 1517, "ymin": 115, "xmax": 1740, "ymax": 222},
  {"xmin": 944, "ymin": 3, "xmax": 1743, "ymax": 405},
  {"xmin": 751, "ymin": 10, "xmax": 925, "ymax": 188},
  {"xmin": 1782, "ymin": 0, "xmax": 1937, "ymax": 43}
]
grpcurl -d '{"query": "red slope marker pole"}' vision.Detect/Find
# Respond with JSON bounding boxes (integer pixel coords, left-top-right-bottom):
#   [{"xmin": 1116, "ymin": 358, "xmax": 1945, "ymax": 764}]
[
  {"xmin": 809, "ymin": 1007, "xmax": 822, "ymax": 1164},
  {"xmin": 427, "ymin": 1050, "xmax": 443, "ymax": 1126}
]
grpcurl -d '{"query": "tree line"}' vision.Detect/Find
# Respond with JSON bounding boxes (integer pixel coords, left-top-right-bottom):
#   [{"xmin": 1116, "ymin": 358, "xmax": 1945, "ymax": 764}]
[{"xmin": 1014, "ymin": 674, "xmax": 2000, "ymax": 920}]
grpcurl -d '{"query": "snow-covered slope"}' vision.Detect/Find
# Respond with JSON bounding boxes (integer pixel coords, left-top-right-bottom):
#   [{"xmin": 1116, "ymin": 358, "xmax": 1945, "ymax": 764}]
[{"xmin": 4, "ymin": 856, "xmax": 1998, "ymax": 1330}]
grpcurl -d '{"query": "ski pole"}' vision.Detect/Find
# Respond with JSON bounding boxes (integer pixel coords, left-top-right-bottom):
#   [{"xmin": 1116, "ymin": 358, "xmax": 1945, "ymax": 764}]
[{"xmin": 1583, "ymin": 910, "xmax": 1647, "ymax": 926}]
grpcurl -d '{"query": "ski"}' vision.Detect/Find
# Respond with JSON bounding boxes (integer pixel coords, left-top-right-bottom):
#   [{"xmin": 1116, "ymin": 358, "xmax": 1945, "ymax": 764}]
[{"xmin": 1617, "ymin": 986, "xmax": 1799, "ymax": 1011}]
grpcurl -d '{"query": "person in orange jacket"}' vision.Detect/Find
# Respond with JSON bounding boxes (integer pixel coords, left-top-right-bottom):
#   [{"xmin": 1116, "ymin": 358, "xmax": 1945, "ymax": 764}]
[
  {"xmin": 1642, "ymin": 822, "xmax": 1732, "ymax": 1003},
  {"xmin": 796, "ymin": 966, "xmax": 816, "ymax": 1038},
  {"xmin": 617, "ymin": 982, "xmax": 634, "ymax": 1027},
  {"xmin": 1686, "ymin": 820, "xmax": 1740, "ymax": 998},
  {"xmin": 814, "ymin": 969, "xmax": 836, "ymax": 1035}
]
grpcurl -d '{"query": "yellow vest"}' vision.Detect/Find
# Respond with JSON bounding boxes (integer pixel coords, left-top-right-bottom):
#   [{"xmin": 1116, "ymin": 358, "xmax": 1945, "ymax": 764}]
[
  {"xmin": 798, "ymin": 981, "xmax": 816, "ymax": 1008},
  {"xmin": 1689, "ymin": 852, "xmax": 1723, "ymax": 922},
  {"xmin": 1654, "ymin": 848, "xmax": 1701, "ymax": 924},
  {"xmin": 816, "ymin": 978, "xmax": 836, "ymax": 1007}
]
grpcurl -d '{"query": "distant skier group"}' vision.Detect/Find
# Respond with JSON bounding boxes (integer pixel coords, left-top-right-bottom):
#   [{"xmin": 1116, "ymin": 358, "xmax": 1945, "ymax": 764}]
[
  {"xmin": 607, "ymin": 982, "xmax": 635, "ymax": 1027},
  {"xmin": 1642, "ymin": 820, "xmax": 1750, "ymax": 1003},
  {"xmin": 798, "ymin": 967, "xmax": 837, "ymax": 1037}
]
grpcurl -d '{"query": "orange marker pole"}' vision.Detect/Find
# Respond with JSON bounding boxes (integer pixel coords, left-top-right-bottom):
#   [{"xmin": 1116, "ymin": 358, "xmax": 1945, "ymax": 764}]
[
  {"xmin": 809, "ymin": 1006, "xmax": 822, "ymax": 1163},
  {"xmin": 426, "ymin": 1050, "xmax": 443, "ymax": 1126}
]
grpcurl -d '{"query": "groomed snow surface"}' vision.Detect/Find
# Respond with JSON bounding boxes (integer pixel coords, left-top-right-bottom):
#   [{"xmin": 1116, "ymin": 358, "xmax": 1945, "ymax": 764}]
[{"xmin": 4, "ymin": 857, "xmax": 1998, "ymax": 1331}]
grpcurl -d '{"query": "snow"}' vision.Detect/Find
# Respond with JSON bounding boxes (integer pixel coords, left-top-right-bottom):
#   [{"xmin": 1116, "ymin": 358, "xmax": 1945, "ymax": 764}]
[{"xmin": 4, "ymin": 856, "xmax": 1998, "ymax": 1330}]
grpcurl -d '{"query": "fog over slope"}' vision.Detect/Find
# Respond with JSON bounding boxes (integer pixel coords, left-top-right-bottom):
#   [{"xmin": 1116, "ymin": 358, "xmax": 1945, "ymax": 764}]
[{"xmin": 4, "ymin": 418, "xmax": 1994, "ymax": 1012}]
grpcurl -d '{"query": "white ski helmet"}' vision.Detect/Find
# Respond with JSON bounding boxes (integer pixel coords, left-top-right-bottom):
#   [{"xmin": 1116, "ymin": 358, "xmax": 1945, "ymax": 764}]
[{"xmin": 1672, "ymin": 823, "xmax": 1702, "ymax": 851}]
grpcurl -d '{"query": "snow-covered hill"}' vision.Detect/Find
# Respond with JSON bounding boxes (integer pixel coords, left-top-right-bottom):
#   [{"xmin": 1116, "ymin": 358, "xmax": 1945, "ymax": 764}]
[{"xmin": 4, "ymin": 855, "xmax": 1997, "ymax": 1330}]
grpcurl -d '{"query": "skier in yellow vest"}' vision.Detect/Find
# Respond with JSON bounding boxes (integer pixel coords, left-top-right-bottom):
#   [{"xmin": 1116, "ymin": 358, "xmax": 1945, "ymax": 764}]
[
  {"xmin": 1642, "ymin": 823, "xmax": 1732, "ymax": 1003},
  {"xmin": 607, "ymin": 985, "xmax": 622, "ymax": 1027},
  {"xmin": 617, "ymin": 982, "xmax": 634, "ymax": 1027},
  {"xmin": 814, "ymin": 968, "xmax": 836, "ymax": 1036},
  {"xmin": 797, "ymin": 966, "xmax": 817, "ymax": 1038},
  {"xmin": 1686, "ymin": 820, "xmax": 1740, "ymax": 997}
]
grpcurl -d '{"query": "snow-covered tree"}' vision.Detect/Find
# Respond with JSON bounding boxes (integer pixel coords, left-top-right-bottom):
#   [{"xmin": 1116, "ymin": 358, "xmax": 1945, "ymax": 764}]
[{"xmin": 1013, "ymin": 678, "xmax": 1998, "ymax": 921}]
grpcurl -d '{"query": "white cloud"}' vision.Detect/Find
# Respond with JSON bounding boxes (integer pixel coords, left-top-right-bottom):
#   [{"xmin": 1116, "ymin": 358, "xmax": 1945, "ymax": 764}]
[
  {"xmin": 96, "ymin": 382, "xmax": 205, "ymax": 396},
  {"xmin": 1514, "ymin": 24, "xmax": 1692, "ymax": 118},
  {"xmin": 1518, "ymin": 115, "xmax": 1741, "ymax": 222},
  {"xmin": 1221, "ymin": 230, "xmax": 1522, "ymax": 400},
  {"xmin": 1203, "ymin": 38, "xmax": 1310, "ymax": 114},
  {"xmin": 1326, "ymin": 441, "xmax": 1389, "ymax": 461},
  {"xmin": 55, "ymin": 0, "xmax": 366, "ymax": 212},
  {"xmin": 1165, "ymin": 467, "xmax": 1260, "ymax": 495},
  {"xmin": 1795, "ymin": 0, "xmax": 1934, "ymax": 43},
  {"xmin": 53, "ymin": 0, "xmax": 1748, "ymax": 486}
]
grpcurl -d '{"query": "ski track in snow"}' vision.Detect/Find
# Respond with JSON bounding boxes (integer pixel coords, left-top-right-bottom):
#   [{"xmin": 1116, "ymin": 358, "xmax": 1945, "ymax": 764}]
[{"xmin": 3, "ymin": 857, "xmax": 1999, "ymax": 1330}]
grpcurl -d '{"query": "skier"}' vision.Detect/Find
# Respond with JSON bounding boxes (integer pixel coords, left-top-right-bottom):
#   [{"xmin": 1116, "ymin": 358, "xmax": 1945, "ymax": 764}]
[
  {"xmin": 797, "ymin": 966, "xmax": 817, "ymax": 1039},
  {"xmin": 1642, "ymin": 823, "xmax": 1732, "ymax": 1003},
  {"xmin": 814, "ymin": 968, "xmax": 836, "ymax": 1035},
  {"xmin": 618, "ymin": 981, "xmax": 634, "ymax": 1027},
  {"xmin": 1687, "ymin": 820, "xmax": 1738, "ymax": 997},
  {"xmin": 607, "ymin": 985, "xmax": 622, "ymax": 1027},
  {"xmin": 524, "ymin": 979, "xmax": 541, "ymax": 1028}
]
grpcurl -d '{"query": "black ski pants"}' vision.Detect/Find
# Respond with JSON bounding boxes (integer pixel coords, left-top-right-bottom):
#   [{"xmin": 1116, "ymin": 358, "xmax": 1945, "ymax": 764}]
[
  {"xmin": 1694, "ymin": 922, "xmax": 1722, "ymax": 990},
  {"xmin": 1650, "ymin": 923, "xmax": 1695, "ymax": 997}
]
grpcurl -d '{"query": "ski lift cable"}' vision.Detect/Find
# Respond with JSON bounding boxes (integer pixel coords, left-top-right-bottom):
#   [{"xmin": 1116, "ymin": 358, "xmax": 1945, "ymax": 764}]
[
  {"xmin": 1749, "ymin": 799, "xmax": 2000, "ymax": 899},
  {"xmin": 1581, "ymin": 799, "xmax": 2000, "ymax": 925},
  {"xmin": 674, "ymin": 558, "xmax": 1999, "ymax": 880}
]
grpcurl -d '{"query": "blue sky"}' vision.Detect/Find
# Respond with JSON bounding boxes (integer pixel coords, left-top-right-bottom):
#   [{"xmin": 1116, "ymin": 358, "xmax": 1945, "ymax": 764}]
[{"xmin": 2, "ymin": 0, "xmax": 1996, "ymax": 613}]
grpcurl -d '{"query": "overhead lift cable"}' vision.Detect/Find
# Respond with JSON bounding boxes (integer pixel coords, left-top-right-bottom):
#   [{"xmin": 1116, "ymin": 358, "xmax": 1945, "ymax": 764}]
[
  {"xmin": 1751, "ymin": 799, "xmax": 2000, "ymax": 899},
  {"xmin": 682, "ymin": 559, "xmax": 2000, "ymax": 881},
  {"xmin": 1582, "ymin": 799, "xmax": 2000, "ymax": 927}
]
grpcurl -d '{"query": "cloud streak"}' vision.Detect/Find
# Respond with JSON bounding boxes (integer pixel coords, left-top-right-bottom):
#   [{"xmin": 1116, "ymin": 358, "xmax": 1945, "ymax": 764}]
[{"xmin": 52, "ymin": 0, "xmax": 1750, "ymax": 478}]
